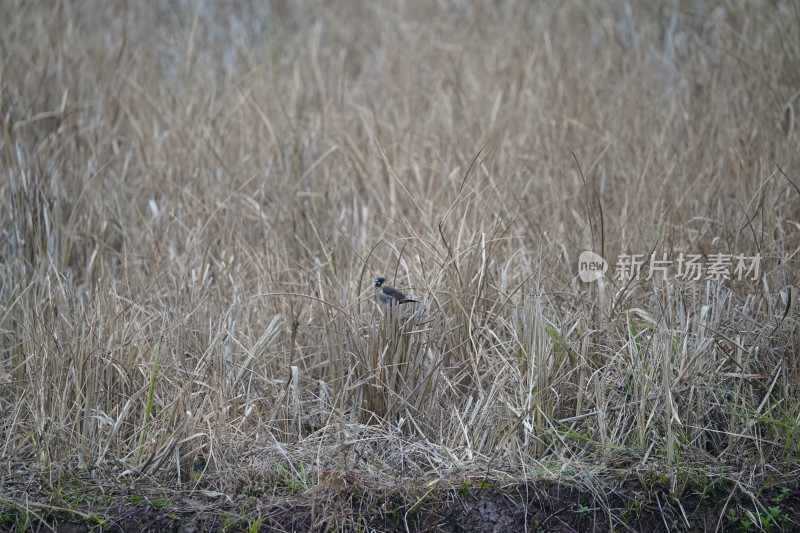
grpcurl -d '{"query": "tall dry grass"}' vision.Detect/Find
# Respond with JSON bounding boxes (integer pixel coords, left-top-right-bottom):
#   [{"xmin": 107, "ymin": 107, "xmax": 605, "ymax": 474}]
[{"xmin": 2, "ymin": 0, "xmax": 800, "ymax": 524}]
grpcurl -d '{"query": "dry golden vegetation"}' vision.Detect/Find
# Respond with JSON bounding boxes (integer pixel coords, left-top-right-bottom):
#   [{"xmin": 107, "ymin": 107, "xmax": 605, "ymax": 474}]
[{"xmin": 2, "ymin": 1, "xmax": 800, "ymax": 530}]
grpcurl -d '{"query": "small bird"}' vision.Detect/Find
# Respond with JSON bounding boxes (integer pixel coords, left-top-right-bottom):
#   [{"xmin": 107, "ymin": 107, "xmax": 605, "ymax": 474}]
[{"xmin": 374, "ymin": 277, "xmax": 418, "ymax": 305}]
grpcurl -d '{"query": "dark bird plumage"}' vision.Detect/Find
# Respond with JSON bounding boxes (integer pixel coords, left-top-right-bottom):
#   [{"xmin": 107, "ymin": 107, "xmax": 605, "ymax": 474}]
[{"xmin": 374, "ymin": 277, "xmax": 418, "ymax": 304}]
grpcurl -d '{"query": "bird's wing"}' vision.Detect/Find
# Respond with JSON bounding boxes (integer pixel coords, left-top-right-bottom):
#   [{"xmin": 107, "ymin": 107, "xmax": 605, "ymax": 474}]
[{"xmin": 382, "ymin": 286, "xmax": 410, "ymax": 300}]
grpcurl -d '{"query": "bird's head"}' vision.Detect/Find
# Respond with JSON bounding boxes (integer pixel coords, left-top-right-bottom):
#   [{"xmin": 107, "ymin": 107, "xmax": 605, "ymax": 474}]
[{"xmin": 374, "ymin": 277, "xmax": 386, "ymax": 288}]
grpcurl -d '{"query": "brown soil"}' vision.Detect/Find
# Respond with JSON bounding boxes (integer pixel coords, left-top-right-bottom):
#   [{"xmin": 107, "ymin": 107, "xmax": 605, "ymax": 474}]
[{"xmin": 7, "ymin": 478, "xmax": 800, "ymax": 532}]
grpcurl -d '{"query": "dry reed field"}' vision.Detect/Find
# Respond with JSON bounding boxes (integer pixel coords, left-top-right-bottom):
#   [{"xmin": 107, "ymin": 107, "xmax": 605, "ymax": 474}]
[{"xmin": 2, "ymin": 1, "xmax": 800, "ymax": 531}]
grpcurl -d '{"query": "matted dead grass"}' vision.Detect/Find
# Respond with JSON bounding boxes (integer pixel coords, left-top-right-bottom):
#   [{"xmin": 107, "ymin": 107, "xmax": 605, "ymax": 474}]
[{"xmin": 2, "ymin": 1, "xmax": 800, "ymax": 531}]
